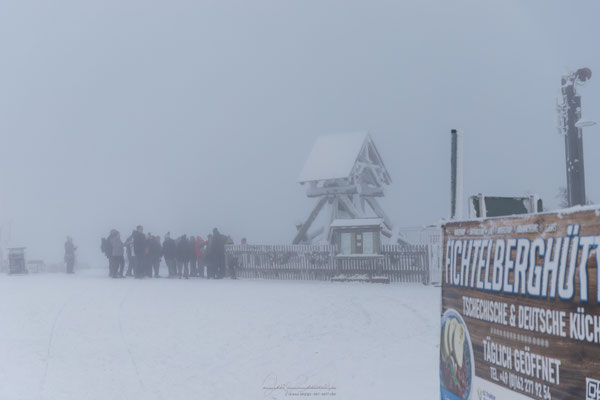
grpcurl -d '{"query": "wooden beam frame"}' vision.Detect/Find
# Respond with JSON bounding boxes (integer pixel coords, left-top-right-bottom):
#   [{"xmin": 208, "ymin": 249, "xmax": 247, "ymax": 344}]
[
  {"xmin": 293, "ymin": 197, "xmax": 327, "ymax": 244},
  {"xmin": 365, "ymin": 197, "xmax": 393, "ymax": 231}
]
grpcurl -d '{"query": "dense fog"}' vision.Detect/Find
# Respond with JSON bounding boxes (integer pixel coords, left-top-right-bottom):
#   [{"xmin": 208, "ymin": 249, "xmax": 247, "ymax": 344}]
[{"xmin": 1, "ymin": 0, "xmax": 599, "ymax": 266}]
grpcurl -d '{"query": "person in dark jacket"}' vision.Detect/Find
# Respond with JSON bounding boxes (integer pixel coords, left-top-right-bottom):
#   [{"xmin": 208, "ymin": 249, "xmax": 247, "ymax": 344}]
[
  {"xmin": 205, "ymin": 234, "xmax": 214, "ymax": 278},
  {"xmin": 144, "ymin": 233, "xmax": 154, "ymax": 277},
  {"xmin": 109, "ymin": 229, "xmax": 125, "ymax": 278},
  {"xmin": 101, "ymin": 233, "xmax": 113, "ymax": 275},
  {"xmin": 149, "ymin": 235, "xmax": 162, "ymax": 277},
  {"xmin": 176, "ymin": 235, "xmax": 190, "ymax": 279},
  {"xmin": 212, "ymin": 228, "xmax": 226, "ymax": 279},
  {"xmin": 65, "ymin": 236, "xmax": 77, "ymax": 274},
  {"xmin": 103, "ymin": 231, "xmax": 116, "ymax": 276},
  {"xmin": 162, "ymin": 232, "xmax": 177, "ymax": 278},
  {"xmin": 132, "ymin": 225, "xmax": 146, "ymax": 278},
  {"xmin": 188, "ymin": 236, "xmax": 198, "ymax": 277}
]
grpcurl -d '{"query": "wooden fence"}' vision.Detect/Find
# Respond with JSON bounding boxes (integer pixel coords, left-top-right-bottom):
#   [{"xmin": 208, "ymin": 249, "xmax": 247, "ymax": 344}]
[
  {"xmin": 225, "ymin": 244, "xmax": 337, "ymax": 280},
  {"xmin": 225, "ymin": 243, "xmax": 430, "ymax": 284},
  {"xmin": 381, "ymin": 244, "xmax": 430, "ymax": 283},
  {"xmin": 396, "ymin": 225, "xmax": 442, "ymax": 284}
]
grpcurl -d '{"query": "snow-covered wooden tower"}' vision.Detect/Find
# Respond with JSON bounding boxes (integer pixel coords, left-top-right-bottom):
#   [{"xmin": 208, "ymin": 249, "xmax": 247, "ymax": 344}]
[{"xmin": 293, "ymin": 132, "xmax": 393, "ymax": 244}]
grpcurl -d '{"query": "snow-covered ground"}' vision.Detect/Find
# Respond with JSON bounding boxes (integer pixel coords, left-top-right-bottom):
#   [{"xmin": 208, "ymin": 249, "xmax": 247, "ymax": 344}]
[{"xmin": 0, "ymin": 269, "xmax": 440, "ymax": 400}]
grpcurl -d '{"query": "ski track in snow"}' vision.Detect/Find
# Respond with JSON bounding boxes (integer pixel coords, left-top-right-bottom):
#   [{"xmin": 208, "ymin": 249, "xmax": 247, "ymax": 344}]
[
  {"xmin": 117, "ymin": 289, "xmax": 149, "ymax": 398},
  {"xmin": 0, "ymin": 270, "xmax": 440, "ymax": 400},
  {"xmin": 39, "ymin": 294, "xmax": 74, "ymax": 400},
  {"xmin": 349, "ymin": 296, "xmax": 373, "ymax": 327}
]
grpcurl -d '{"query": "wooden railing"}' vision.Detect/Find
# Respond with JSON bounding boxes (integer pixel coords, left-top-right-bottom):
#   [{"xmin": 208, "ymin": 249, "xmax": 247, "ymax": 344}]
[
  {"xmin": 225, "ymin": 244, "xmax": 337, "ymax": 280},
  {"xmin": 225, "ymin": 243, "xmax": 430, "ymax": 284}
]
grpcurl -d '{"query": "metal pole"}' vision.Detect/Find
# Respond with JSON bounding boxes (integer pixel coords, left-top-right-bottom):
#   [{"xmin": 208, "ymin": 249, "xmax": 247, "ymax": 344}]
[
  {"xmin": 450, "ymin": 129, "xmax": 463, "ymax": 219},
  {"xmin": 561, "ymin": 68, "xmax": 592, "ymax": 207}
]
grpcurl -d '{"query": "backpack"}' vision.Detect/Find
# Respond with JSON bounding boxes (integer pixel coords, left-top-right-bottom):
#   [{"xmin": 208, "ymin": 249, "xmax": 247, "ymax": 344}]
[{"xmin": 101, "ymin": 237, "xmax": 112, "ymax": 256}]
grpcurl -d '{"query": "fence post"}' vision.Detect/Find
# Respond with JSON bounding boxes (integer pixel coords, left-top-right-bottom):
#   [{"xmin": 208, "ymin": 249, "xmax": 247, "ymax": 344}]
[
  {"xmin": 422, "ymin": 245, "xmax": 430, "ymax": 285},
  {"xmin": 333, "ymin": 246, "xmax": 340, "ymax": 276}
]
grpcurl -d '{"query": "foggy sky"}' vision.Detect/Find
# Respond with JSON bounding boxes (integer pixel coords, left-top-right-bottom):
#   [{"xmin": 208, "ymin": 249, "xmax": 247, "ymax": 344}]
[{"xmin": 1, "ymin": 0, "xmax": 599, "ymax": 265}]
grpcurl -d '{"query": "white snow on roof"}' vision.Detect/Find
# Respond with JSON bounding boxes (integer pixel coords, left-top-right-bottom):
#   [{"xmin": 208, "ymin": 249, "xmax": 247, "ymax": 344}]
[
  {"xmin": 298, "ymin": 132, "xmax": 368, "ymax": 183},
  {"xmin": 330, "ymin": 218, "xmax": 383, "ymax": 228}
]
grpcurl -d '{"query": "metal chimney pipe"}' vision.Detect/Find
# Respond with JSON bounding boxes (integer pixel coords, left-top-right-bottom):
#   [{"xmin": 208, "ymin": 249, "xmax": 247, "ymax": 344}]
[{"xmin": 450, "ymin": 129, "xmax": 464, "ymax": 219}]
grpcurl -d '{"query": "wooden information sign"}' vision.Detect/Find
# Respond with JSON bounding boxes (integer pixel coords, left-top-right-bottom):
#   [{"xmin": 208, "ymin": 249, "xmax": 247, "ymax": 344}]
[{"xmin": 441, "ymin": 207, "xmax": 600, "ymax": 400}]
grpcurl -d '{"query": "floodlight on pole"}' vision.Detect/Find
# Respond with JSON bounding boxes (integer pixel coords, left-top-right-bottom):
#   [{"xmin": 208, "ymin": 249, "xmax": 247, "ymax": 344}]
[
  {"xmin": 575, "ymin": 120, "xmax": 597, "ymax": 129},
  {"xmin": 557, "ymin": 67, "xmax": 592, "ymax": 207}
]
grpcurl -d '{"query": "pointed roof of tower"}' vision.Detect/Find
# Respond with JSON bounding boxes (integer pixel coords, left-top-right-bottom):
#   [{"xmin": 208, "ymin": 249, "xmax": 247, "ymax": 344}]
[{"xmin": 298, "ymin": 132, "xmax": 391, "ymax": 184}]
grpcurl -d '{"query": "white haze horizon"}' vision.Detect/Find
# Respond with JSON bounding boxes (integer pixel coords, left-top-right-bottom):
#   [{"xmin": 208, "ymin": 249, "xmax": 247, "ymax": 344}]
[{"xmin": 1, "ymin": 0, "xmax": 600, "ymax": 267}]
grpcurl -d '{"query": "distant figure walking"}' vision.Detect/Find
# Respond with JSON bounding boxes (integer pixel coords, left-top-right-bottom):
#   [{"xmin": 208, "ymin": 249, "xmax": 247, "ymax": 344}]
[{"xmin": 64, "ymin": 237, "xmax": 77, "ymax": 274}]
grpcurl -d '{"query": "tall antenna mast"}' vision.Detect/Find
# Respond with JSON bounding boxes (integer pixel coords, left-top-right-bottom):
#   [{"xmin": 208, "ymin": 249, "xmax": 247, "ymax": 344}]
[{"xmin": 558, "ymin": 68, "xmax": 592, "ymax": 207}]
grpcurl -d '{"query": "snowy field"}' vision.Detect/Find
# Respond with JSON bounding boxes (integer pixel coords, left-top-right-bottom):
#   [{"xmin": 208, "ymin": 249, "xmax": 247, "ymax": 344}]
[{"xmin": 0, "ymin": 269, "xmax": 440, "ymax": 400}]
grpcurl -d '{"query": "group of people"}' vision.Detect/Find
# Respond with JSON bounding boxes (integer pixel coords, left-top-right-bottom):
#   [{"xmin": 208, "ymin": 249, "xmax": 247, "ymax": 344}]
[{"xmin": 101, "ymin": 225, "xmax": 240, "ymax": 279}]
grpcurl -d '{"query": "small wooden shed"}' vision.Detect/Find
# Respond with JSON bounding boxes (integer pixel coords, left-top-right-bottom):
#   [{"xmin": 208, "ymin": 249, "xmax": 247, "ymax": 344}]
[
  {"xmin": 8, "ymin": 247, "xmax": 28, "ymax": 274},
  {"xmin": 328, "ymin": 218, "xmax": 383, "ymax": 255}
]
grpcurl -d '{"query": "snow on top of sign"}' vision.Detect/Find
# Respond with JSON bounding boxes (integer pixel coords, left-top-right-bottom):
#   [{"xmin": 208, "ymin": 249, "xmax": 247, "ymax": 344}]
[
  {"xmin": 330, "ymin": 218, "xmax": 383, "ymax": 228},
  {"xmin": 556, "ymin": 203, "xmax": 600, "ymax": 216},
  {"xmin": 298, "ymin": 132, "xmax": 368, "ymax": 183},
  {"xmin": 442, "ymin": 203, "xmax": 600, "ymax": 226}
]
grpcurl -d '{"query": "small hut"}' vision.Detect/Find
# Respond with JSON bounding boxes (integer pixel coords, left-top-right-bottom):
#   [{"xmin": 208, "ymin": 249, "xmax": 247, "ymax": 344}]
[{"xmin": 8, "ymin": 247, "xmax": 27, "ymax": 274}]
